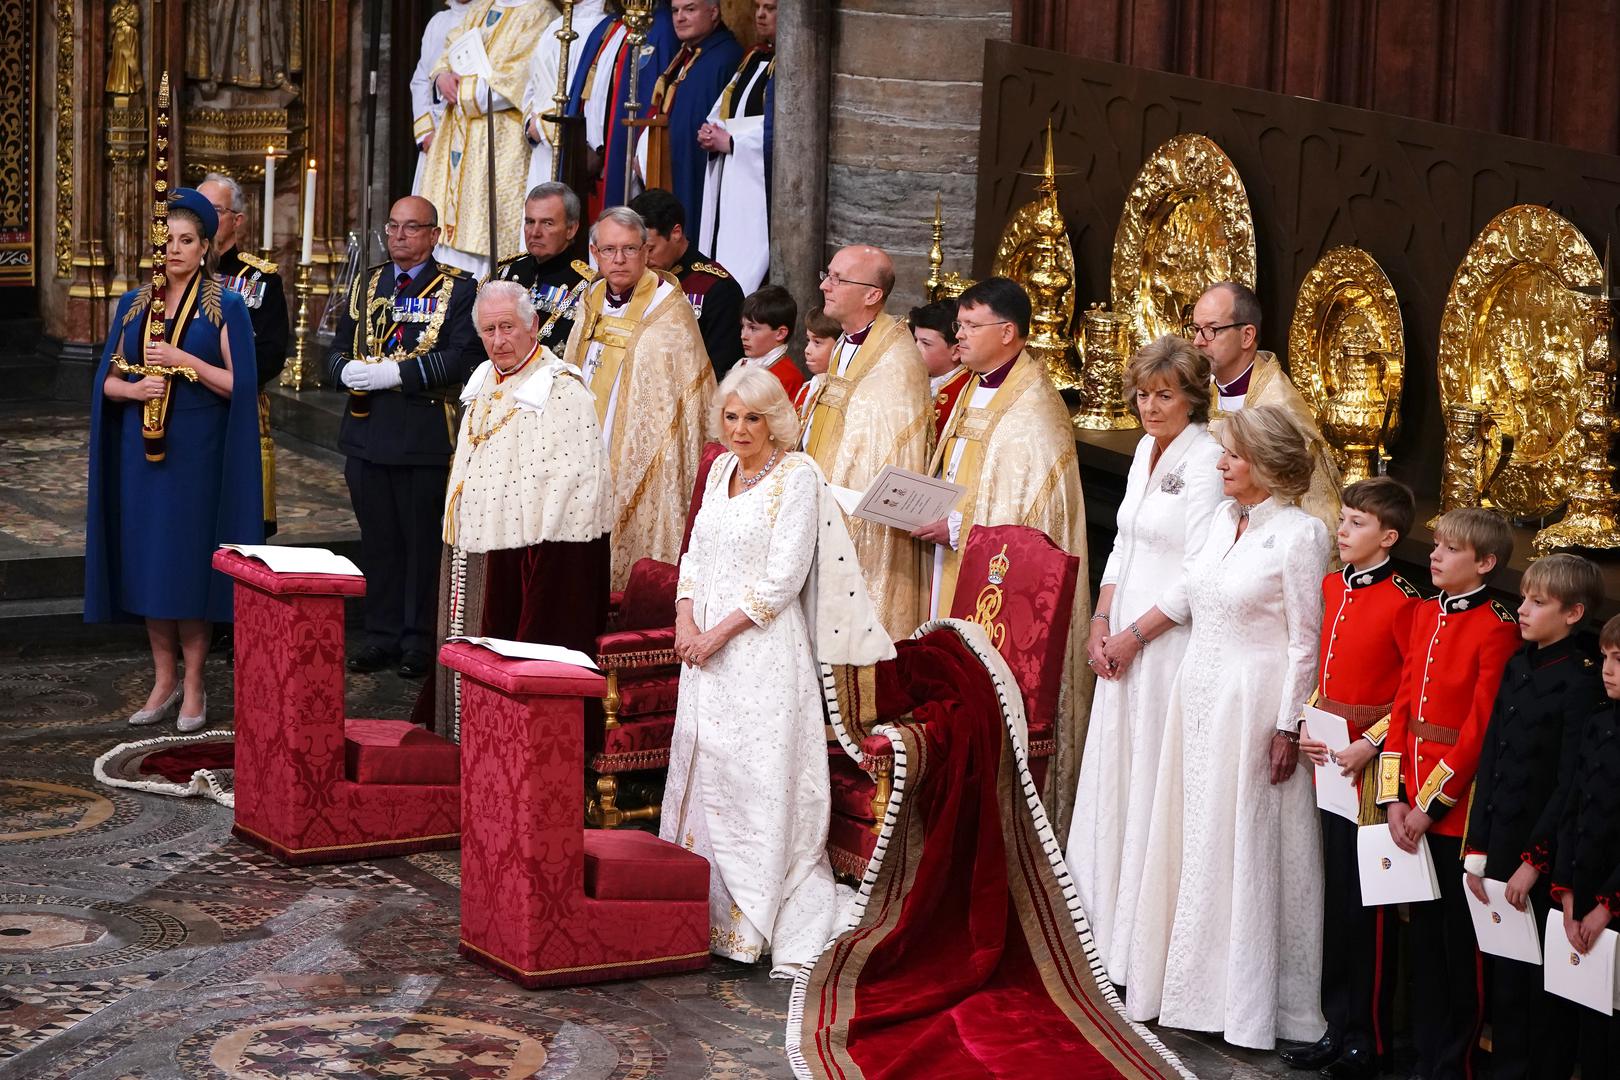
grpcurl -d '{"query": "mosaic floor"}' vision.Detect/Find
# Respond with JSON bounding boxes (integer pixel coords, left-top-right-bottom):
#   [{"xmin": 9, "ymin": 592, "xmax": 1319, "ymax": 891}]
[
  {"xmin": 0, "ymin": 405, "xmax": 356, "ymax": 557},
  {"xmin": 0, "ymin": 642, "xmax": 1297, "ymax": 1079}
]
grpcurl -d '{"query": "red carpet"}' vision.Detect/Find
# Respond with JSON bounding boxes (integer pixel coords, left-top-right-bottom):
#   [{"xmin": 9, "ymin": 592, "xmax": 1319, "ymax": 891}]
[{"xmin": 790, "ymin": 625, "xmax": 1190, "ymax": 1080}]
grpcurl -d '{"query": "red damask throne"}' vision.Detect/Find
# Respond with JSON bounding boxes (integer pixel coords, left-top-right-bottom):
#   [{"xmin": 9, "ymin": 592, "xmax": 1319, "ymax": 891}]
[
  {"xmin": 215, "ymin": 551, "xmax": 462, "ymax": 865},
  {"xmin": 825, "ymin": 524, "xmax": 1080, "ymax": 878},
  {"xmin": 587, "ymin": 440, "xmax": 726, "ymax": 826},
  {"xmin": 439, "ymin": 640, "xmax": 711, "ymax": 987}
]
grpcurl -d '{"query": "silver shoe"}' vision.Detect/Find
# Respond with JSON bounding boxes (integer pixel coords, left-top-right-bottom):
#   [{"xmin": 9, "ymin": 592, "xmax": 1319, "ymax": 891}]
[
  {"xmin": 176, "ymin": 693, "xmax": 208, "ymax": 734},
  {"xmin": 128, "ymin": 686, "xmax": 182, "ymax": 726}
]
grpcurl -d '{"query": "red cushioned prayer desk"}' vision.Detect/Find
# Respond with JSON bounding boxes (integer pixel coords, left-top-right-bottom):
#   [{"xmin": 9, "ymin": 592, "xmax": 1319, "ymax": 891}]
[
  {"xmin": 214, "ymin": 550, "xmax": 462, "ymax": 866},
  {"xmin": 439, "ymin": 641, "xmax": 710, "ymax": 988}
]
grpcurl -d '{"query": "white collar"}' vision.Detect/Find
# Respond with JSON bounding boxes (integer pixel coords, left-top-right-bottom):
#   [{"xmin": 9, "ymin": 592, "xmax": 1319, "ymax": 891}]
[{"xmin": 743, "ymin": 344, "xmax": 788, "ymax": 369}]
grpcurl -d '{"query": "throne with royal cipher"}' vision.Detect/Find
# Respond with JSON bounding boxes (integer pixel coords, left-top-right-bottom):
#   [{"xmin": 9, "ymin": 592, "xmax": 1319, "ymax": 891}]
[
  {"xmin": 215, "ymin": 550, "xmax": 462, "ymax": 866},
  {"xmin": 586, "ymin": 441, "xmax": 727, "ymax": 826},
  {"xmin": 825, "ymin": 524, "xmax": 1079, "ymax": 878}
]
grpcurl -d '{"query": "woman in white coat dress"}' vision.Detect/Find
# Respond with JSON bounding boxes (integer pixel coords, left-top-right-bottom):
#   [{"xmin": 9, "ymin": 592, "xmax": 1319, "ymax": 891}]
[
  {"xmin": 1065, "ymin": 336, "xmax": 1224, "ymax": 988},
  {"xmin": 1124, "ymin": 404, "xmax": 1329, "ymax": 1050},
  {"xmin": 662, "ymin": 365, "xmax": 890, "ymax": 979}
]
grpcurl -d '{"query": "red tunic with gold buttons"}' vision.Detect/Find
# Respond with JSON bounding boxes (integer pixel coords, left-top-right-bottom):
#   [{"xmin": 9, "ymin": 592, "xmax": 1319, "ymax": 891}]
[
  {"xmin": 931, "ymin": 366, "xmax": 973, "ymax": 442},
  {"xmin": 1316, "ymin": 560, "xmax": 1423, "ymax": 805},
  {"xmin": 1376, "ymin": 585, "xmax": 1521, "ymax": 837}
]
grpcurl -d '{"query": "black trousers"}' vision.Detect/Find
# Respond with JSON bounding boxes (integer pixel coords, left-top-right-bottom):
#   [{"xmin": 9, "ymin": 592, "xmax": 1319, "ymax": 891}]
[
  {"xmin": 1409, "ymin": 833, "xmax": 1484, "ymax": 1080},
  {"xmin": 1319, "ymin": 809, "xmax": 1398, "ymax": 1057},
  {"xmin": 1577, "ymin": 995, "xmax": 1620, "ymax": 1079},
  {"xmin": 1484, "ymin": 886, "xmax": 1576, "ymax": 1080},
  {"xmin": 344, "ymin": 457, "xmax": 447, "ymax": 657}
]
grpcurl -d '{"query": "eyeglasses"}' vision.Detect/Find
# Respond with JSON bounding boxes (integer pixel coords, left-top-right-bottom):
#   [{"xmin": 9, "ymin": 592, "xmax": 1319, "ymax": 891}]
[
  {"xmin": 1184, "ymin": 321, "xmax": 1249, "ymax": 342},
  {"xmin": 819, "ymin": 269, "xmax": 881, "ymax": 290},
  {"xmin": 595, "ymin": 243, "xmax": 644, "ymax": 261},
  {"xmin": 951, "ymin": 319, "xmax": 1011, "ymax": 336},
  {"xmin": 384, "ymin": 221, "xmax": 435, "ymax": 236}
]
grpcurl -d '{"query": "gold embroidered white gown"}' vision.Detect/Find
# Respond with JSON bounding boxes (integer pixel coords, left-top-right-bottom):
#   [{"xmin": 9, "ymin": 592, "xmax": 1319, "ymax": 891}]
[{"xmin": 661, "ymin": 452, "xmax": 840, "ymax": 974}]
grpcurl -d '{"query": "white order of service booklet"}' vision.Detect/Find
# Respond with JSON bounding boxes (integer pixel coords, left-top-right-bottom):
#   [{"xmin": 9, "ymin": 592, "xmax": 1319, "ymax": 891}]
[
  {"xmin": 1543, "ymin": 911, "xmax": 1617, "ymax": 1015},
  {"xmin": 1302, "ymin": 704, "xmax": 1360, "ymax": 823},
  {"xmin": 1463, "ymin": 875, "xmax": 1542, "ymax": 965},
  {"xmin": 1356, "ymin": 823, "xmax": 1441, "ymax": 906}
]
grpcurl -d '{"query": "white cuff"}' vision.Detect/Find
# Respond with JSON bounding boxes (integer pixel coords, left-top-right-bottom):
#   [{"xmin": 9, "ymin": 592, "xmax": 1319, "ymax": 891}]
[
  {"xmin": 1462, "ymin": 853, "xmax": 1487, "ymax": 877},
  {"xmin": 947, "ymin": 510, "xmax": 962, "ymax": 550}
]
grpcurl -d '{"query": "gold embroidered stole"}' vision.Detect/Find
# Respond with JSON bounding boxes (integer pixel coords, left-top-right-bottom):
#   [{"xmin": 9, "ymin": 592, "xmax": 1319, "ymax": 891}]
[
  {"xmin": 927, "ymin": 355, "xmax": 1043, "ymax": 604},
  {"xmin": 577, "ymin": 270, "xmax": 661, "ymax": 430},
  {"xmin": 803, "ymin": 313, "xmax": 906, "ymax": 465},
  {"xmin": 717, "ymin": 47, "xmax": 774, "ymax": 119}
]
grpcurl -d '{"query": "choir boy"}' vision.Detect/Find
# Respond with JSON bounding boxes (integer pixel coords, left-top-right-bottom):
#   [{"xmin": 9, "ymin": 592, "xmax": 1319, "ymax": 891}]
[
  {"xmin": 1376, "ymin": 508, "xmax": 1521, "ymax": 1080},
  {"xmin": 1463, "ymin": 554, "xmax": 1601, "ymax": 1079},
  {"xmin": 1551, "ymin": 614, "xmax": 1620, "ymax": 1078},
  {"xmin": 737, "ymin": 285, "xmax": 806, "ymax": 399},
  {"xmin": 1290, "ymin": 478, "xmax": 1422, "ymax": 1079},
  {"xmin": 794, "ymin": 306, "xmax": 839, "ymax": 429}
]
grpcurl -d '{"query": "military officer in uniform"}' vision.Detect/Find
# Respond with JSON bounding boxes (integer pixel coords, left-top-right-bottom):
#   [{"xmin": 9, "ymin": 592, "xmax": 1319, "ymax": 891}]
[
  {"xmin": 486, "ymin": 182, "xmax": 595, "ymax": 356},
  {"xmin": 325, "ymin": 195, "xmax": 481, "ymax": 678},
  {"xmin": 200, "ymin": 173, "xmax": 288, "ymax": 536},
  {"xmin": 629, "ymin": 187, "xmax": 744, "ymax": 378}
]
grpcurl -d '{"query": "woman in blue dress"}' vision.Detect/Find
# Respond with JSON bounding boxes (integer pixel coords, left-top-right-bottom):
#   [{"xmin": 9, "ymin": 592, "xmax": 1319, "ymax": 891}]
[{"xmin": 84, "ymin": 189, "xmax": 263, "ymax": 733}]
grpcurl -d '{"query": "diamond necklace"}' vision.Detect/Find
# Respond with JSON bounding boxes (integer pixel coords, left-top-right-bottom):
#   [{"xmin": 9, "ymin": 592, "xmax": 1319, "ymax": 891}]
[{"xmin": 739, "ymin": 448, "xmax": 781, "ymax": 489}]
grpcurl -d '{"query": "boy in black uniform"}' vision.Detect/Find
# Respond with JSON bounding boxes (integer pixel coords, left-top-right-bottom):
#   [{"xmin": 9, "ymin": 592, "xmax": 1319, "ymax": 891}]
[
  {"xmin": 1550, "ymin": 614, "xmax": 1620, "ymax": 1079},
  {"xmin": 324, "ymin": 195, "xmax": 480, "ymax": 678},
  {"xmin": 1463, "ymin": 553, "xmax": 1601, "ymax": 1080}
]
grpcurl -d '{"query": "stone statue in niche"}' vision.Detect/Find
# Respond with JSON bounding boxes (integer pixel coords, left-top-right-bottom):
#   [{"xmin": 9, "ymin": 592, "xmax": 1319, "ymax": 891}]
[
  {"xmin": 106, "ymin": 0, "xmax": 143, "ymax": 96},
  {"xmin": 184, "ymin": 0, "xmax": 300, "ymax": 95}
]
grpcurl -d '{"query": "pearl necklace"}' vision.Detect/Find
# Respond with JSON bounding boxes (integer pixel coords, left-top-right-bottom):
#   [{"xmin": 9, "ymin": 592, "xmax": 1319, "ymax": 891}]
[{"xmin": 738, "ymin": 448, "xmax": 781, "ymax": 489}]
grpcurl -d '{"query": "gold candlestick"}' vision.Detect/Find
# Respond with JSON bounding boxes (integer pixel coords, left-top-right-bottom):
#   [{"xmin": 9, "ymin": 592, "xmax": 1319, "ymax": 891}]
[
  {"xmin": 546, "ymin": 1, "xmax": 578, "ymax": 182},
  {"xmin": 1532, "ymin": 283, "xmax": 1620, "ymax": 555},
  {"xmin": 280, "ymin": 261, "xmax": 317, "ymax": 391}
]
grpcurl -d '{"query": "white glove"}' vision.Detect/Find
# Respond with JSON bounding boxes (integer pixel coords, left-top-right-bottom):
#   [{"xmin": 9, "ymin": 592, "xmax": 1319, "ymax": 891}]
[
  {"xmin": 343, "ymin": 361, "xmax": 404, "ymax": 392},
  {"xmin": 368, "ymin": 361, "xmax": 403, "ymax": 391}
]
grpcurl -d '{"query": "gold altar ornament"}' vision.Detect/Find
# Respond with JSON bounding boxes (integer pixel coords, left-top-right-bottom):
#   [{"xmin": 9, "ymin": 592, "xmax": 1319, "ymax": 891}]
[
  {"xmin": 1111, "ymin": 134, "xmax": 1256, "ymax": 354},
  {"xmin": 1436, "ymin": 204, "xmax": 1600, "ymax": 519},
  {"xmin": 1288, "ymin": 246, "xmax": 1405, "ymax": 483},
  {"xmin": 1072, "ymin": 304, "xmax": 1136, "ymax": 431},
  {"xmin": 1532, "ymin": 248, "xmax": 1620, "ymax": 556},
  {"xmin": 924, "ymin": 194, "xmax": 971, "ymax": 302},
  {"xmin": 992, "ymin": 122, "xmax": 1078, "ymax": 389}
]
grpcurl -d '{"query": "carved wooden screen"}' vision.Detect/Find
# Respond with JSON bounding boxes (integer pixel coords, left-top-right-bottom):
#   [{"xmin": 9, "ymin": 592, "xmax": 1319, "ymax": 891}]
[{"xmin": 975, "ymin": 42, "xmax": 1620, "ymax": 494}]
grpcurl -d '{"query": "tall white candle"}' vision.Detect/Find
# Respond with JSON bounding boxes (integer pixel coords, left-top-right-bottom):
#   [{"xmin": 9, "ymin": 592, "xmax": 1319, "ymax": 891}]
[
  {"xmin": 262, "ymin": 147, "xmax": 276, "ymax": 252},
  {"xmin": 299, "ymin": 159, "xmax": 317, "ymax": 265}
]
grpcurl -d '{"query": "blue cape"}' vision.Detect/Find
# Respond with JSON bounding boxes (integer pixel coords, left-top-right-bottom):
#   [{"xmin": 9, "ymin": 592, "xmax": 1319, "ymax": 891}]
[
  {"xmin": 84, "ymin": 282, "xmax": 265, "ymax": 624},
  {"xmin": 658, "ymin": 25, "xmax": 743, "ymax": 238}
]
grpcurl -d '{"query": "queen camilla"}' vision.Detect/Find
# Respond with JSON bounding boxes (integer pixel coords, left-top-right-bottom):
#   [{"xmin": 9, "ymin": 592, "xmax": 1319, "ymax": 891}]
[{"xmin": 662, "ymin": 365, "xmax": 891, "ymax": 978}]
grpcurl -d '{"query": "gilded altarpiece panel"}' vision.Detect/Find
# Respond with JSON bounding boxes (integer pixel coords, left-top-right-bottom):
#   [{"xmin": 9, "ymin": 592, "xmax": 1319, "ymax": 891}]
[
  {"xmin": 0, "ymin": 0, "xmax": 36, "ymax": 285},
  {"xmin": 976, "ymin": 42, "xmax": 1620, "ymax": 496}
]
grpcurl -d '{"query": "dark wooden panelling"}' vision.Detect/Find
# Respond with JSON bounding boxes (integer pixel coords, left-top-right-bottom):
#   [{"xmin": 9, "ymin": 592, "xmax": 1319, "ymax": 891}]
[
  {"xmin": 1012, "ymin": 0, "xmax": 1620, "ymax": 156},
  {"xmin": 974, "ymin": 42, "xmax": 1620, "ymax": 497}
]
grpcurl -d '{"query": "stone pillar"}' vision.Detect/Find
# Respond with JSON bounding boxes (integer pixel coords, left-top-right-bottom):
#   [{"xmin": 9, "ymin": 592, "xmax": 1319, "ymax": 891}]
[
  {"xmin": 825, "ymin": 0, "xmax": 1011, "ymax": 312},
  {"xmin": 771, "ymin": 0, "xmax": 831, "ymax": 328}
]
